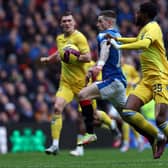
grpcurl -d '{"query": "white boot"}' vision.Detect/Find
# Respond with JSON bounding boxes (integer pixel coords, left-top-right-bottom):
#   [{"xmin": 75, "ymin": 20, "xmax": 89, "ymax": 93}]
[
  {"xmin": 120, "ymin": 141, "xmax": 129, "ymax": 152},
  {"xmin": 70, "ymin": 146, "xmax": 84, "ymax": 156},
  {"xmin": 137, "ymin": 137, "xmax": 144, "ymax": 152},
  {"xmin": 45, "ymin": 145, "xmax": 58, "ymax": 155}
]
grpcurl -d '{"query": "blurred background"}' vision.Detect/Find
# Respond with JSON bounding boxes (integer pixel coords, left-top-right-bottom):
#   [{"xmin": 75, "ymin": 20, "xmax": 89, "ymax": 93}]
[{"xmin": 0, "ymin": 0, "xmax": 168, "ymax": 154}]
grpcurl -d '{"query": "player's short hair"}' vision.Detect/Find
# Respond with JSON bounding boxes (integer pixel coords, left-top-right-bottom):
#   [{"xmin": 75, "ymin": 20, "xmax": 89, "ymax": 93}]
[
  {"xmin": 140, "ymin": 2, "xmax": 158, "ymax": 19},
  {"xmin": 99, "ymin": 10, "xmax": 116, "ymax": 18},
  {"xmin": 61, "ymin": 11, "xmax": 73, "ymax": 17},
  {"xmin": 59, "ymin": 11, "xmax": 75, "ymax": 21}
]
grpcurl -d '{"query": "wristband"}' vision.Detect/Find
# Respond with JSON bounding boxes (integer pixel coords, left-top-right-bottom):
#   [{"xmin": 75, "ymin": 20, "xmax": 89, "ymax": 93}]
[{"xmin": 97, "ymin": 60, "xmax": 105, "ymax": 66}]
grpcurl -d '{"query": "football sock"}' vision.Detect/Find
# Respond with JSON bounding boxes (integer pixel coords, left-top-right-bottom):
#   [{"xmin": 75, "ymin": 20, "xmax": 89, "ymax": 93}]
[
  {"xmin": 51, "ymin": 114, "xmax": 62, "ymax": 140},
  {"xmin": 97, "ymin": 110, "xmax": 111, "ymax": 125},
  {"xmin": 133, "ymin": 127, "xmax": 141, "ymax": 140},
  {"xmin": 53, "ymin": 139, "xmax": 59, "ymax": 148},
  {"xmin": 80, "ymin": 100, "xmax": 94, "ymax": 134},
  {"xmin": 122, "ymin": 122, "xmax": 130, "ymax": 142},
  {"xmin": 77, "ymin": 134, "xmax": 84, "ymax": 145},
  {"xmin": 121, "ymin": 109, "xmax": 158, "ymax": 142},
  {"xmin": 97, "ymin": 110, "xmax": 117, "ymax": 130}
]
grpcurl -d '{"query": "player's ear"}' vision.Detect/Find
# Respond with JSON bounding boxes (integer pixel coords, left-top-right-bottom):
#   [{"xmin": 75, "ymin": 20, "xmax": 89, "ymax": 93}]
[
  {"xmin": 60, "ymin": 20, "xmax": 63, "ymax": 27},
  {"xmin": 73, "ymin": 19, "xmax": 78, "ymax": 29}
]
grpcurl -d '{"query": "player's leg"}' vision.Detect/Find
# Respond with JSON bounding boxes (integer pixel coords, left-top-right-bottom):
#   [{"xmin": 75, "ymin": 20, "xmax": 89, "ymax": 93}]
[
  {"xmin": 132, "ymin": 127, "xmax": 144, "ymax": 152},
  {"xmin": 153, "ymin": 83, "xmax": 168, "ymax": 158},
  {"xmin": 120, "ymin": 122, "xmax": 130, "ymax": 152},
  {"xmin": 77, "ymin": 82, "xmax": 101, "ymax": 145},
  {"xmin": 46, "ymin": 85, "xmax": 74, "ymax": 155},
  {"xmin": 70, "ymin": 111, "xmax": 85, "ymax": 156},
  {"xmin": 156, "ymin": 104, "xmax": 168, "ymax": 136},
  {"xmin": 108, "ymin": 104, "xmax": 123, "ymax": 148},
  {"xmin": 155, "ymin": 83, "xmax": 168, "ymax": 137},
  {"xmin": 121, "ymin": 81, "xmax": 166, "ymax": 159},
  {"xmin": 45, "ymin": 96, "xmax": 65, "ymax": 155},
  {"xmin": 96, "ymin": 79, "xmax": 126, "ymax": 147},
  {"xmin": 96, "ymin": 109, "xmax": 121, "ymax": 135}
]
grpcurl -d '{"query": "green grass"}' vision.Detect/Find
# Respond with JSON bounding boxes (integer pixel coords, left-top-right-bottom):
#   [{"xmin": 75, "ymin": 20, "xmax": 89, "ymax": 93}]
[{"xmin": 0, "ymin": 148, "xmax": 168, "ymax": 168}]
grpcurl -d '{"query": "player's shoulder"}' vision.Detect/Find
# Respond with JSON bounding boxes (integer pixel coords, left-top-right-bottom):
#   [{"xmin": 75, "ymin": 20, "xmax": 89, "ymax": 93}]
[
  {"xmin": 97, "ymin": 28, "xmax": 121, "ymax": 41},
  {"xmin": 108, "ymin": 28, "xmax": 121, "ymax": 37},
  {"xmin": 56, "ymin": 33, "xmax": 64, "ymax": 41},
  {"xmin": 146, "ymin": 21, "xmax": 160, "ymax": 29},
  {"xmin": 73, "ymin": 30, "xmax": 86, "ymax": 38}
]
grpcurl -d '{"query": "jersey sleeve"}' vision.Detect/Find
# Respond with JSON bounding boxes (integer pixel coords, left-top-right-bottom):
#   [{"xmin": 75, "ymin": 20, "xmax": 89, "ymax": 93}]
[
  {"xmin": 75, "ymin": 33, "xmax": 90, "ymax": 54},
  {"xmin": 143, "ymin": 23, "xmax": 160, "ymax": 43}
]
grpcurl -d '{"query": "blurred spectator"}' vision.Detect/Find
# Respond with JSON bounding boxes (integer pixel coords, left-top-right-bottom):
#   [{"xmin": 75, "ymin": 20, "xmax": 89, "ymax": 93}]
[
  {"xmin": 5, "ymin": 102, "xmax": 19, "ymax": 123},
  {"xmin": 0, "ymin": 0, "xmax": 168, "ymax": 124},
  {"xmin": 35, "ymin": 101, "xmax": 51, "ymax": 123},
  {"xmin": 17, "ymin": 96, "xmax": 34, "ymax": 122}
]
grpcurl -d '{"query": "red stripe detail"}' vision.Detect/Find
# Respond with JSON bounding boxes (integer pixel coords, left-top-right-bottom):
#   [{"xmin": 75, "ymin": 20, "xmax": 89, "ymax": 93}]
[{"xmin": 80, "ymin": 100, "xmax": 92, "ymax": 106}]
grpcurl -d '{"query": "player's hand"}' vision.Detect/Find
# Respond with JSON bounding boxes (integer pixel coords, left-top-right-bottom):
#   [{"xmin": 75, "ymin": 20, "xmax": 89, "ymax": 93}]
[
  {"xmin": 40, "ymin": 57, "xmax": 50, "ymax": 64},
  {"xmin": 90, "ymin": 66, "xmax": 102, "ymax": 81},
  {"xmin": 104, "ymin": 33, "xmax": 118, "ymax": 45},
  {"xmin": 85, "ymin": 71, "xmax": 92, "ymax": 86},
  {"xmin": 104, "ymin": 33, "xmax": 117, "ymax": 40},
  {"xmin": 64, "ymin": 48, "xmax": 80, "ymax": 58}
]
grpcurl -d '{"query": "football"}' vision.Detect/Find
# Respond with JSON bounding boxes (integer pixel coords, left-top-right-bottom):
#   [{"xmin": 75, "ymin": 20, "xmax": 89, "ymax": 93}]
[{"xmin": 61, "ymin": 44, "xmax": 80, "ymax": 64}]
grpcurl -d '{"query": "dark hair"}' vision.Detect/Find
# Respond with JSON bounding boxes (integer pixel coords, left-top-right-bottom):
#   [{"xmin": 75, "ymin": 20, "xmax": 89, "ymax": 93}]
[
  {"xmin": 140, "ymin": 2, "xmax": 158, "ymax": 19},
  {"xmin": 61, "ymin": 11, "xmax": 73, "ymax": 17},
  {"xmin": 99, "ymin": 10, "xmax": 116, "ymax": 18},
  {"xmin": 59, "ymin": 11, "xmax": 74, "ymax": 21}
]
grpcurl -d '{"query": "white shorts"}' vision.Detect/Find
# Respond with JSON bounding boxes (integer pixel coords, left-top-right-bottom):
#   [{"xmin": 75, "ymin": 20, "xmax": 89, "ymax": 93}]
[{"xmin": 96, "ymin": 79, "xmax": 126, "ymax": 108}]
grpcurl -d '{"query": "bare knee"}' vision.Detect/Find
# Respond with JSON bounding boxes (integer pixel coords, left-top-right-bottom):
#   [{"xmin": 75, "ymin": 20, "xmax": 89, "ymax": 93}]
[
  {"xmin": 54, "ymin": 101, "xmax": 65, "ymax": 115},
  {"xmin": 78, "ymin": 90, "xmax": 87, "ymax": 101}
]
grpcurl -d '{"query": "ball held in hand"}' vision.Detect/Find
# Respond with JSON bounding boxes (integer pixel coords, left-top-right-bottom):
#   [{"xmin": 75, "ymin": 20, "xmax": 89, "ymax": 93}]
[{"xmin": 62, "ymin": 44, "xmax": 80, "ymax": 63}]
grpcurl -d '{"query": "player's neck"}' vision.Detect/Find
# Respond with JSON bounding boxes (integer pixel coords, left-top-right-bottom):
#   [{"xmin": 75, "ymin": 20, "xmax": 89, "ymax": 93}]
[
  {"xmin": 64, "ymin": 30, "xmax": 76, "ymax": 37},
  {"xmin": 139, "ymin": 19, "xmax": 154, "ymax": 29}
]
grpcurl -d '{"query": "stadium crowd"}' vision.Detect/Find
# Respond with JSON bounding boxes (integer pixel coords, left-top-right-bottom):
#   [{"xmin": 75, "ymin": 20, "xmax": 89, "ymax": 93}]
[{"xmin": 0, "ymin": 0, "xmax": 168, "ymax": 124}]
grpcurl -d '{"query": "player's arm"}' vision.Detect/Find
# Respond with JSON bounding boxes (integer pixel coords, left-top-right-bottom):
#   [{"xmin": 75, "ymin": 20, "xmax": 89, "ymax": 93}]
[
  {"xmin": 96, "ymin": 40, "xmax": 111, "ymax": 69},
  {"xmin": 116, "ymin": 37, "xmax": 137, "ymax": 43},
  {"xmin": 88, "ymin": 40, "xmax": 110, "ymax": 81},
  {"xmin": 105, "ymin": 33, "xmax": 137, "ymax": 43},
  {"xmin": 78, "ymin": 52, "xmax": 91, "ymax": 62},
  {"xmin": 75, "ymin": 34, "xmax": 92, "ymax": 62},
  {"xmin": 111, "ymin": 38, "xmax": 151, "ymax": 49},
  {"xmin": 40, "ymin": 50, "xmax": 60, "ymax": 64}
]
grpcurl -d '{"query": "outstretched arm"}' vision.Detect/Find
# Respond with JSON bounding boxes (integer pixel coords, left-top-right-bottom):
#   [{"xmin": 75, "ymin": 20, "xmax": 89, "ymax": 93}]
[
  {"xmin": 105, "ymin": 33, "xmax": 137, "ymax": 43},
  {"xmin": 86, "ymin": 40, "xmax": 110, "ymax": 84},
  {"xmin": 116, "ymin": 37, "xmax": 137, "ymax": 43},
  {"xmin": 111, "ymin": 38, "xmax": 151, "ymax": 50}
]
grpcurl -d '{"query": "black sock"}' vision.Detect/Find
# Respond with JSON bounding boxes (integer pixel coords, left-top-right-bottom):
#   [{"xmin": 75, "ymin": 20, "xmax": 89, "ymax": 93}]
[{"xmin": 80, "ymin": 100, "xmax": 94, "ymax": 134}]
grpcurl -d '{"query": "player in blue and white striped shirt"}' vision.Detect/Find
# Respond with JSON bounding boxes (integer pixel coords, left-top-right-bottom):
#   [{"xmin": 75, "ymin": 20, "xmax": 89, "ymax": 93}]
[{"xmin": 78, "ymin": 10, "xmax": 127, "ymax": 145}]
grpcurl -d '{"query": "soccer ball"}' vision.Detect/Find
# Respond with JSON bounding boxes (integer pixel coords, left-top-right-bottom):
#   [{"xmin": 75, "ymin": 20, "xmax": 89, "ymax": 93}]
[{"xmin": 61, "ymin": 44, "xmax": 80, "ymax": 64}]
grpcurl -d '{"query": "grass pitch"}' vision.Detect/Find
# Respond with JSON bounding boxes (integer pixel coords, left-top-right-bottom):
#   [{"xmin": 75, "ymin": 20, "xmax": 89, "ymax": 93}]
[{"xmin": 0, "ymin": 148, "xmax": 168, "ymax": 168}]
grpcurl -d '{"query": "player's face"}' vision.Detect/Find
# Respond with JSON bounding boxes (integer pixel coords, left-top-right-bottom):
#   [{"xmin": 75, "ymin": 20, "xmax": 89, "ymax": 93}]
[
  {"xmin": 60, "ymin": 15, "xmax": 76, "ymax": 34},
  {"xmin": 97, "ymin": 16, "xmax": 109, "ymax": 31}
]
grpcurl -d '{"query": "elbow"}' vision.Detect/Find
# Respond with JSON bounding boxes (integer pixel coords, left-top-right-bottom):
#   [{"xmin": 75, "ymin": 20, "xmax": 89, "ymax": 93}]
[
  {"xmin": 86, "ymin": 54, "xmax": 92, "ymax": 62},
  {"xmin": 141, "ymin": 39, "xmax": 151, "ymax": 49}
]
